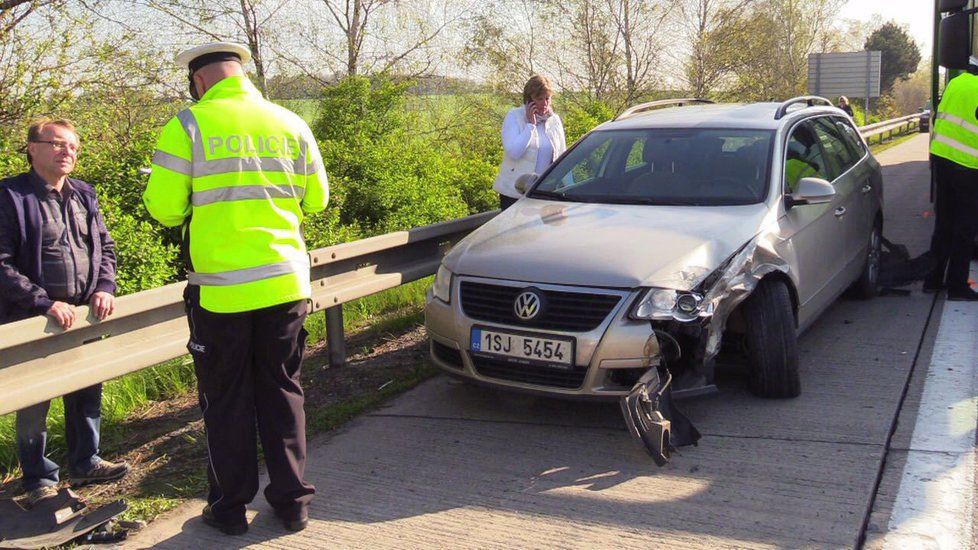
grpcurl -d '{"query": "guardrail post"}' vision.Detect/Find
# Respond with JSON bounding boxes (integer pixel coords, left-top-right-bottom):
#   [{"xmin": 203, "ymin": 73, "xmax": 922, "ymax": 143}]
[{"xmin": 326, "ymin": 305, "xmax": 346, "ymax": 368}]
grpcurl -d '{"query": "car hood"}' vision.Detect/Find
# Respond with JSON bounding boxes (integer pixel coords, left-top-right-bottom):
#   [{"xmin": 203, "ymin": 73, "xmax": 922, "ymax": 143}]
[{"xmin": 444, "ymin": 199, "xmax": 773, "ymax": 290}]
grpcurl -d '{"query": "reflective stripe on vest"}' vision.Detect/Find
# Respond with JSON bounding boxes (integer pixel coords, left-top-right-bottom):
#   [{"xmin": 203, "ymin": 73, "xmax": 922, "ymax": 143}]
[
  {"xmin": 188, "ymin": 257, "xmax": 310, "ymax": 286},
  {"xmin": 935, "ymin": 111, "xmax": 978, "ymax": 136},
  {"xmin": 191, "ymin": 184, "xmax": 306, "ymax": 207},
  {"xmin": 152, "ymin": 150, "xmax": 192, "ymax": 175},
  {"xmin": 933, "ymin": 133, "xmax": 978, "ymax": 158}
]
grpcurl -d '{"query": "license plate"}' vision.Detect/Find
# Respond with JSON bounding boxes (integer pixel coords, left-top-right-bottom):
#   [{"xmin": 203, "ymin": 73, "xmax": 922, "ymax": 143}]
[{"xmin": 470, "ymin": 327, "xmax": 574, "ymax": 366}]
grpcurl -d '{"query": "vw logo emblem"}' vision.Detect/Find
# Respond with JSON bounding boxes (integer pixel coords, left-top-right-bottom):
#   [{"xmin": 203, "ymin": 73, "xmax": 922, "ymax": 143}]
[{"xmin": 514, "ymin": 290, "xmax": 542, "ymax": 320}]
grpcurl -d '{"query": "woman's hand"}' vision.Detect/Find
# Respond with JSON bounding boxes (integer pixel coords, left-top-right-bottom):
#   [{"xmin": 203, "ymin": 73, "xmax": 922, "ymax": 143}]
[{"xmin": 525, "ymin": 103, "xmax": 537, "ymax": 125}]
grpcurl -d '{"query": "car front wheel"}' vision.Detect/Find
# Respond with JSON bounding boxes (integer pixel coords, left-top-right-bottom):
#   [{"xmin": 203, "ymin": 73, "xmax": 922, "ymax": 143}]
[
  {"xmin": 851, "ymin": 222, "xmax": 882, "ymax": 299},
  {"xmin": 742, "ymin": 279, "xmax": 800, "ymax": 398}
]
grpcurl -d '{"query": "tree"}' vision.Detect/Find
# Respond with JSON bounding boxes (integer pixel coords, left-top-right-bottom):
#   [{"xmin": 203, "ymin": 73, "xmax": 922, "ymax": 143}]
[
  {"xmin": 604, "ymin": 0, "xmax": 671, "ymax": 104},
  {"xmin": 724, "ymin": 0, "xmax": 844, "ymax": 101},
  {"xmin": 677, "ymin": 0, "xmax": 756, "ymax": 98},
  {"xmin": 0, "ymin": 1, "xmax": 167, "ymax": 126},
  {"xmin": 137, "ymin": 0, "xmax": 289, "ymax": 96},
  {"xmin": 891, "ymin": 63, "xmax": 931, "ymax": 115},
  {"xmin": 462, "ymin": 0, "xmax": 551, "ymax": 93},
  {"xmin": 284, "ymin": 0, "xmax": 462, "ymax": 80},
  {"xmin": 864, "ymin": 22, "xmax": 921, "ymax": 93},
  {"xmin": 549, "ymin": 0, "xmax": 619, "ymax": 103}
]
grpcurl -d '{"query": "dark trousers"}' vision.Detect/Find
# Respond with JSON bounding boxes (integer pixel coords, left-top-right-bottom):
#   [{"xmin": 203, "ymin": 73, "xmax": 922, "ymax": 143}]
[
  {"xmin": 927, "ymin": 156, "xmax": 978, "ymax": 291},
  {"xmin": 16, "ymin": 384, "xmax": 103, "ymax": 490},
  {"xmin": 184, "ymin": 287, "xmax": 315, "ymax": 523},
  {"xmin": 499, "ymin": 194, "xmax": 517, "ymax": 210}
]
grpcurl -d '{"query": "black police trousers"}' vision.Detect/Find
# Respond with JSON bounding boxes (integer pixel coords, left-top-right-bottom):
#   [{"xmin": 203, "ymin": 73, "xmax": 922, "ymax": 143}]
[
  {"xmin": 184, "ymin": 286, "xmax": 315, "ymax": 523},
  {"xmin": 927, "ymin": 155, "xmax": 978, "ymax": 291}
]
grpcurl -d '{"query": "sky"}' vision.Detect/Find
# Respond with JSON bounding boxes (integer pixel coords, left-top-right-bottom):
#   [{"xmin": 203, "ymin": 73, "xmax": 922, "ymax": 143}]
[{"xmin": 840, "ymin": 1, "xmax": 936, "ymax": 53}]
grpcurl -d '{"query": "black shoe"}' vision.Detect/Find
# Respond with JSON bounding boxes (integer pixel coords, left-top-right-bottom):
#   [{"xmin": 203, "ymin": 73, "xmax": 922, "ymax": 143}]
[
  {"xmin": 274, "ymin": 507, "xmax": 309, "ymax": 532},
  {"xmin": 947, "ymin": 287, "xmax": 978, "ymax": 301},
  {"xmin": 202, "ymin": 505, "xmax": 248, "ymax": 536}
]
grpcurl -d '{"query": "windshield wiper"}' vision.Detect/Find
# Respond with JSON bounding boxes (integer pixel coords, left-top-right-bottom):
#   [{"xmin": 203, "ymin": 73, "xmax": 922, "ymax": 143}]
[
  {"xmin": 628, "ymin": 198, "xmax": 703, "ymax": 206},
  {"xmin": 529, "ymin": 189, "xmax": 585, "ymax": 202},
  {"xmin": 529, "ymin": 189, "xmax": 565, "ymax": 199},
  {"xmin": 581, "ymin": 196, "xmax": 703, "ymax": 206}
]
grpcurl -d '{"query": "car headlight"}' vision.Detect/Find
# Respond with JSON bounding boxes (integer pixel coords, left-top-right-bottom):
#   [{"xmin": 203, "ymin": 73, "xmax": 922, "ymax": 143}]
[
  {"xmin": 431, "ymin": 264, "xmax": 453, "ymax": 303},
  {"xmin": 630, "ymin": 288, "xmax": 703, "ymax": 321}
]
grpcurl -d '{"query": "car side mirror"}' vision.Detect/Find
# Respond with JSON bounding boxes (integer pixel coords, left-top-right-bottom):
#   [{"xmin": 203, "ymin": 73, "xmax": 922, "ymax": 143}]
[
  {"xmin": 514, "ymin": 173, "xmax": 538, "ymax": 195},
  {"xmin": 786, "ymin": 177, "xmax": 835, "ymax": 209}
]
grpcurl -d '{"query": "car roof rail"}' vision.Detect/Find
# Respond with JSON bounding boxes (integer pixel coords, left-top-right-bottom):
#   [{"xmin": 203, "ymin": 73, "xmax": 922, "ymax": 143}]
[
  {"xmin": 774, "ymin": 96, "xmax": 834, "ymax": 120},
  {"xmin": 615, "ymin": 98, "xmax": 715, "ymax": 121}
]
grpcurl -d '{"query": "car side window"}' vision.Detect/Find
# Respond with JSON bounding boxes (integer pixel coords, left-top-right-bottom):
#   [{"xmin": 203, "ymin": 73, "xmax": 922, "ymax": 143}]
[
  {"xmin": 784, "ymin": 122, "xmax": 830, "ymax": 193},
  {"xmin": 625, "ymin": 138, "xmax": 646, "ymax": 172},
  {"xmin": 833, "ymin": 117, "xmax": 867, "ymax": 160},
  {"xmin": 812, "ymin": 117, "xmax": 856, "ymax": 179}
]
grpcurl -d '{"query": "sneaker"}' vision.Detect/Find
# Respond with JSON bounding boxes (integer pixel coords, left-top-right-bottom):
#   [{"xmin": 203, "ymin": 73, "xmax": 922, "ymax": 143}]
[
  {"xmin": 274, "ymin": 507, "xmax": 309, "ymax": 532},
  {"xmin": 25, "ymin": 486, "xmax": 58, "ymax": 507},
  {"xmin": 71, "ymin": 458, "xmax": 130, "ymax": 486},
  {"xmin": 202, "ymin": 505, "xmax": 248, "ymax": 536},
  {"xmin": 948, "ymin": 287, "xmax": 978, "ymax": 301}
]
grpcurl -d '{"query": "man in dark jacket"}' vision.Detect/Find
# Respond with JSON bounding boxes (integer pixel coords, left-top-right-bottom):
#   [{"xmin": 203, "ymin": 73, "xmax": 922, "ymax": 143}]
[{"xmin": 0, "ymin": 118, "xmax": 129, "ymax": 506}]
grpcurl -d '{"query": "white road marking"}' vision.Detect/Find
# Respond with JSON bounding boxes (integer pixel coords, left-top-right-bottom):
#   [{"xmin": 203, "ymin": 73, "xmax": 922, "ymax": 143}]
[{"xmin": 884, "ymin": 266, "xmax": 978, "ymax": 549}]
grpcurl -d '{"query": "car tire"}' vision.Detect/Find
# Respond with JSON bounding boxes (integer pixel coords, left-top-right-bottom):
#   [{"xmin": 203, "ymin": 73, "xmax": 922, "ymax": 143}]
[
  {"xmin": 742, "ymin": 279, "xmax": 800, "ymax": 398},
  {"xmin": 851, "ymin": 222, "xmax": 881, "ymax": 299}
]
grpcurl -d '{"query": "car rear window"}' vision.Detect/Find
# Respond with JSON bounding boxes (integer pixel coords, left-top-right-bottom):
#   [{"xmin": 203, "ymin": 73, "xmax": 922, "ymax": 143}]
[{"xmin": 531, "ymin": 128, "xmax": 774, "ymax": 206}]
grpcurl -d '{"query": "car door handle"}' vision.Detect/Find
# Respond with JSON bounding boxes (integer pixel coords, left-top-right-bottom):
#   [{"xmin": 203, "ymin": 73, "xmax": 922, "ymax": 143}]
[
  {"xmin": 861, "ymin": 184, "xmax": 872, "ymax": 194},
  {"xmin": 834, "ymin": 207, "xmax": 847, "ymax": 218}
]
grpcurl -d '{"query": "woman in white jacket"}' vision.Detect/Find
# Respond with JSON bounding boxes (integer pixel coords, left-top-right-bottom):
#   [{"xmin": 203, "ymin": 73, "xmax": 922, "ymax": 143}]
[{"xmin": 493, "ymin": 75, "xmax": 567, "ymax": 209}]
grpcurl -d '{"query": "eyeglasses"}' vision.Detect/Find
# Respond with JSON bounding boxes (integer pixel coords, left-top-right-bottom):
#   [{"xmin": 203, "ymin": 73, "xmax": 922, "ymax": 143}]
[{"xmin": 30, "ymin": 140, "xmax": 80, "ymax": 154}]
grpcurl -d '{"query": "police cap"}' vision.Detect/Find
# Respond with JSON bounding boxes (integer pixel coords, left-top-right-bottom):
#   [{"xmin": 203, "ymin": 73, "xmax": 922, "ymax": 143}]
[{"xmin": 175, "ymin": 42, "xmax": 252, "ymax": 73}]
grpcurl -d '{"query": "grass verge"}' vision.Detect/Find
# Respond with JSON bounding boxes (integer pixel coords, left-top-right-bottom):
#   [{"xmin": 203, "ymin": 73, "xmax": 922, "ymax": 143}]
[{"xmin": 868, "ymin": 129, "xmax": 922, "ymax": 155}]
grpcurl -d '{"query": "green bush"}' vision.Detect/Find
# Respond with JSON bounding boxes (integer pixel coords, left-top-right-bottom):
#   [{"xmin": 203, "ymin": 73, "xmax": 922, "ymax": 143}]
[
  {"xmin": 562, "ymin": 100, "xmax": 616, "ymax": 145},
  {"xmin": 313, "ymin": 76, "xmax": 482, "ymax": 234},
  {"xmin": 98, "ymin": 199, "xmax": 179, "ymax": 295}
]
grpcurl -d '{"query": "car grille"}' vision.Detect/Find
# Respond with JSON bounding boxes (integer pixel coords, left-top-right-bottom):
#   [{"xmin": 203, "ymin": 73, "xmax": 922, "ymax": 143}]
[
  {"xmin": 471, "ymin": 355, "xmax": 588, "ymax": 389},
  {"xmin": 459, "ymin": 281, "xmax": 621, "ymax": 332},
  {"xmin": 431, "ymin": 340, "xmax": 463, "ymax": 369}
]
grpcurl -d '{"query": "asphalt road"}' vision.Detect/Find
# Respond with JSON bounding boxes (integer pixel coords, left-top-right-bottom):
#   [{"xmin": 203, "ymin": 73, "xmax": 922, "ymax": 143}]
[{"xmin": 129, "ymin": 134, "xmax": 976, "ymax": 549}]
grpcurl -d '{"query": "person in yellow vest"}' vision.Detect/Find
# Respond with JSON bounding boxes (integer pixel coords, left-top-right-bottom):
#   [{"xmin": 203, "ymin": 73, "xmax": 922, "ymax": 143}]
[
  {"xmin": 924, "ymin": 70, "xmax": 978, "ymax": 301},
  {"xmin": 143, "ymin": 42, "xmax": 328, "ymax": 535}
]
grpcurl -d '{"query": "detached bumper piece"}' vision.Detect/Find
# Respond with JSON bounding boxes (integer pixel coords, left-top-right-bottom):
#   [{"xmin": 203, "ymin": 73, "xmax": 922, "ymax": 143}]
[
  {"xmin": 0, "ymin": 488, "xmax": 129, "ymax": 548},
  {"xmin": 620, "ymin": 367, "xmax": 701, "ymax": 466}
]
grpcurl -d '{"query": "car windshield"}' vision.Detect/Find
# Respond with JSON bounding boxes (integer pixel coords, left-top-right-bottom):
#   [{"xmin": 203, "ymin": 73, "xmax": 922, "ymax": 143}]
[{"xmin": 530, "ymin": 128, "xmax": 774, "ymax": 206}]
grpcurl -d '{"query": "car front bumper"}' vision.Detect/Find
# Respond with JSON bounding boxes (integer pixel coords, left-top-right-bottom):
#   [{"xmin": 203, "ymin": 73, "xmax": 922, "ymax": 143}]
[{"xmin": 424, "ymin": 276, "xmax": 663, "ymax": 398}]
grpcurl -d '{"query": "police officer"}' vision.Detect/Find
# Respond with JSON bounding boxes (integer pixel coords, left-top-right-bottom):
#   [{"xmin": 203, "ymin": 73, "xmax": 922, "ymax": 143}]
[
  {"xmin": 143, "ymin": 42, "xmax": 329, "ymax": 535},
  {"xmin": 924, "ymin": 68, "xmax": 978, "ymax": 301}
]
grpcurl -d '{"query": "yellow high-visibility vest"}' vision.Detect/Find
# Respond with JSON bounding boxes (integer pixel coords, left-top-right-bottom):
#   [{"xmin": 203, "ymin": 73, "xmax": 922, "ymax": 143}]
[
  {"xmin": 931, "ymin": 72, "xmax": 978, "ymax": 170},
  {"xmin": 144, "ymin": 76, "xmax": 329, "ymax": 313}
]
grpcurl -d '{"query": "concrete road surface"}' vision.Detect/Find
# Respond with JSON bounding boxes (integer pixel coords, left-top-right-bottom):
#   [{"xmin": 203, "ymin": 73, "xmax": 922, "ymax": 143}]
[{"xmin": 127, "ymin": 135, "xmax": 977, "ymax": 549}]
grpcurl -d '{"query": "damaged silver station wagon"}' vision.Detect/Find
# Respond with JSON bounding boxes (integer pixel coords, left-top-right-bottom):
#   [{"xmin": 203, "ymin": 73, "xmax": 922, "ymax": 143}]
[{"xmin": 425, "ymin": 97, "xmax": 883, "ymax": 462}]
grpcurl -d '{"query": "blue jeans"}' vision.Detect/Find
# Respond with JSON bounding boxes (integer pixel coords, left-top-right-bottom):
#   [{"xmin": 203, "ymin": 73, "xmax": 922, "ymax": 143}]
[{"xmin": 16, "ymin": 384, "xmax": 103, "ymax": 490}]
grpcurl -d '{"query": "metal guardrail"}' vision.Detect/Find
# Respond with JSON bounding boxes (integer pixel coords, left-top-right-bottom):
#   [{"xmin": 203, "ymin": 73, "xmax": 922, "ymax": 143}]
[
  {"xmin": 859, "ymin": 113, "xmax": 921, "ymax": 144},
  {"xmin": 0, "ymin": 113, "xmax": 922, "ymax": 417},
  {"xmin": 0, "ymin": 211, "xmax": 498, "ymax": 417}
]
